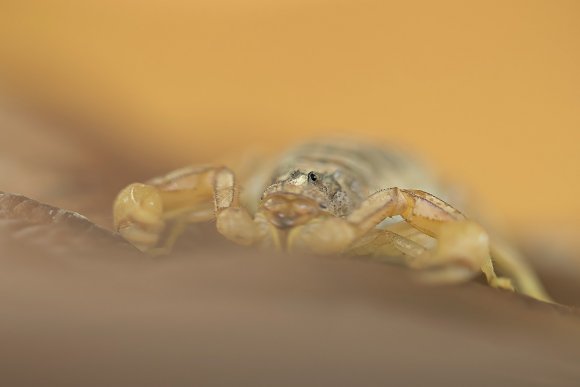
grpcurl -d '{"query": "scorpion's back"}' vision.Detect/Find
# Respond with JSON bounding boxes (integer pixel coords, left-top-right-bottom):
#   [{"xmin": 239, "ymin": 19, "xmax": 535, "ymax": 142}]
[{"xmin": 241, "ymin": 138, "xmax": 449, "ymax": 213}]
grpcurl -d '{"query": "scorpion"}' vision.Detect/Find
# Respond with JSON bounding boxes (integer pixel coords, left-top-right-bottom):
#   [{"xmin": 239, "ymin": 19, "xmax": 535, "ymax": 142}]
[{"xmin": 113, "ymin": 138, "xmax": 551, "ymax": 302}]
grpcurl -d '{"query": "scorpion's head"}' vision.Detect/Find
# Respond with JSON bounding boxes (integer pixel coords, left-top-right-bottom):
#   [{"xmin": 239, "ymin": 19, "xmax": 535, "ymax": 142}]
[{"xmin": 259, "ymin": 169, "xmax": 358, "ymax": 229}]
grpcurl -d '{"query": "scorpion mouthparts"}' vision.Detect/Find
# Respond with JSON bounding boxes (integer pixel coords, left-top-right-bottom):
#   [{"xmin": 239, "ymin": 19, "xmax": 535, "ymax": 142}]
[{"xmin": 261, "ymin": 193, "xmax": 319, "ymax": 229}]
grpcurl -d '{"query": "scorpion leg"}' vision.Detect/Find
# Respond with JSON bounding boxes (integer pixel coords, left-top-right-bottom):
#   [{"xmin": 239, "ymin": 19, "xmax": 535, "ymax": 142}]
[
  {"xmin": 113, "ymin": 165, "xmax": 261, "ymax": 253},
  {"xmin": 289, "ymin": 188, "xmax": 514, "ymax": 291},
  {"xmin": 489, "ymin": 241, "xmax": 552, "ymax": 302},
  {"xmin": 348, "ymin": 188, "xmax": 515, "ymax": 289},
  {"xmin": 347, "ymin": 228, "xmax": 430, "ymax": 269},
  {"xmin": 348, "ymin": 223, "xmax": 514, "ymax": 288}
]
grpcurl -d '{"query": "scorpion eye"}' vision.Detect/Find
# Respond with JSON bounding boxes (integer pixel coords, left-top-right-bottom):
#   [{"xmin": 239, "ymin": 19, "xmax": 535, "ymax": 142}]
[{"xmin": 307, "ymin": 172, "xmax": 319, "ymax": 182}]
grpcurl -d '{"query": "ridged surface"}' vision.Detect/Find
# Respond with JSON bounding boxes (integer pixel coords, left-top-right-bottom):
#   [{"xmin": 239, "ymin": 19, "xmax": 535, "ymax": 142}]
[{"xmin": 0, "ymin": 191, "xmax": 133, "ymax": 254}]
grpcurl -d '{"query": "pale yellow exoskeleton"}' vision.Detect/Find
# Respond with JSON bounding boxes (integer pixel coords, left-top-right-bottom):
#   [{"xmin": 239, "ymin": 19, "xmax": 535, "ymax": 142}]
[{"xmin": 113, "ymin": 139, "xmax": 551, "ymax": 302}]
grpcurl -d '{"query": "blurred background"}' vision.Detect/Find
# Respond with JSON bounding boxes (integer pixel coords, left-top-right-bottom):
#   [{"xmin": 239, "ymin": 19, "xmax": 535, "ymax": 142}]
[
  {"xmin": 0, "ymin": 1, "xmax": 578, "ymax": 246},
  {"xmin": 1, "ymin": 2, "xmax": 580, "ymax": 384}
]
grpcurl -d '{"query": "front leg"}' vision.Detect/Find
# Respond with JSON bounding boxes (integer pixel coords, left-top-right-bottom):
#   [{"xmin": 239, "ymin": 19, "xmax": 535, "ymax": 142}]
[
  {"xmin": 114, "ymin": 165, "xmax": 263, "ymax": 252},
  {"xmin": 348, "ymin": 224, "xmax": 514, "ymax": 290},
  {"xmin": 288, "ymin": 188, "xmax": 464, "ymax": 255},
  {"xmin": 288, "ymin": 188, "xmax": 519, "ymax": 294}
]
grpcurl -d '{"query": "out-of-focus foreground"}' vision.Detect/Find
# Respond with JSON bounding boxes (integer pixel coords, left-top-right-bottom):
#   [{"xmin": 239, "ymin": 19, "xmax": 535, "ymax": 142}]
[
  {"xmin": 0, "ymin": 1, "xmax": 580, "ymax": 385},
  {"xmin": 1, "ymin": 191, "xmax": 580, "ymax": 386}
]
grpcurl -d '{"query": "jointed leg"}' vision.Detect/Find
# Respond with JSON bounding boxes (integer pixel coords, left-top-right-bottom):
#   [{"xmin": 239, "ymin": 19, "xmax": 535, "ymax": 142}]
[
  {"xmin": 348, "ymin": 223, "xmax": 514, "ymax": 289},
  {"xmin": 490, "ymin": 241, "xmax": 552, "ymax": 302},
  {"xmin": 113, "ymin": 165, "xmax": 262, "ymax": 252},
  {"xmin": 347, "ymin": 188, "xmax": 464, "ymax": 237},
  {"xmin": 290, "ymin": 188, "xmax": 466, "ymax": 252},
  {"xmin": 290, "ymin": 188, "xmax": 514, "ymax": 291},
  {"xmin": 348, "ymin": 229, "xmax": 415, "ymax": 263},
  {"xmin": 348, "ymin": 188, "xmax": 517, "ymax": 288}
]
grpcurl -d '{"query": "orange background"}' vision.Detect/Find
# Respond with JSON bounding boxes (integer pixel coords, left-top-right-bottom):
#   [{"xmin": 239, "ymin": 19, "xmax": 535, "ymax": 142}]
[{"xmin": 0, "ymin": 0, "xmax": 578, "ymax": 230}]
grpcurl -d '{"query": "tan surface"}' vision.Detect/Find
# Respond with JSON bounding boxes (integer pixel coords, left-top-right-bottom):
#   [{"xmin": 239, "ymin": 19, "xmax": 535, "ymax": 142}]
[
  {"xmin": 0, "ymin": 0, "xmax": 579, "ymax": 229},
  {"xmin": 2, "ymin": 197, "xmax": 580, "ymax": 386},
  {"xmin": 1, "ymin": 41, "xmax": 580, "ymax": 385}
]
